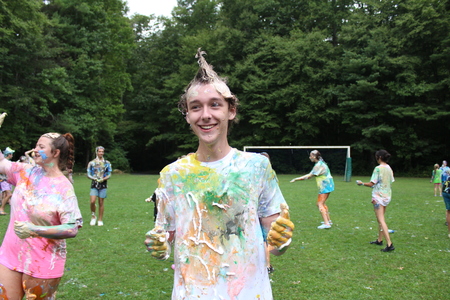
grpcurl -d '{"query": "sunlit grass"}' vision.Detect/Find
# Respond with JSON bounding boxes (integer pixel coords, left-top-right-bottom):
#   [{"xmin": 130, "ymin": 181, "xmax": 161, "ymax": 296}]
[{"xmin": 0, "ymin": 174, "xmax": 448, "ymax": 299}]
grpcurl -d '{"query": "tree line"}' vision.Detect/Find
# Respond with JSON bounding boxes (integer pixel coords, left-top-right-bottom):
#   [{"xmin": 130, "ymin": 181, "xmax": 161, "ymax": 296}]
[{"xmin": 1, "ymin": 0, "xmax": 449, "ymax": 175}]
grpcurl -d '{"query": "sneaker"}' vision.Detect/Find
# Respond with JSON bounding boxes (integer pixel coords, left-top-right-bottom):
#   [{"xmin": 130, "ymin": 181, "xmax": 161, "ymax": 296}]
[
  {"xmin": 98, "ymin": 221, "xmax": 104, "ymax": 226},
  {"xmin": 267, "ymin": 265, "xmax": 274, "ymax": 274},
  {"xmin": 90, "ymin": 214, "xmax": 97, "ymax": 226},
  {"xmin": 381, "ymin": 243, "xmax": 395, "ymax": 252},
  {"xmin": 317, "ymin": 224, "xmax": 331, "ymax": 229},
  {"xmin": 370, "ymin": 240, "xmax": 383, "ymax": 245}
]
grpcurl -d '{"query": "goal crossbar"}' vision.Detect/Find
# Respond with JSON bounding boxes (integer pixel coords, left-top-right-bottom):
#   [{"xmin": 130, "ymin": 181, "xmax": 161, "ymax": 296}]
[
  {"xmin": 243, "ymin": 146, "xmax": 352, "ymax": 181},
  {"xmin": 243, "ymin": 146, "xmax": 350, "ymax": 158}
]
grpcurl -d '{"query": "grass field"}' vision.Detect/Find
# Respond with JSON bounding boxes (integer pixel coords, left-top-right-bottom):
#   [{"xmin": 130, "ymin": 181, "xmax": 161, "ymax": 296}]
[{"xmin": 0, "ymin": 174, "xmax": 449, "ymax": 299}]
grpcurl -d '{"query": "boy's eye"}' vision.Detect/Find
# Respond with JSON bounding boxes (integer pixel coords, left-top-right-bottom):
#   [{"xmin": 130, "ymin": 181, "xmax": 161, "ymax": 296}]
[{"xmin": 211, "ymin": 102, "xmax": 220, "ymax": 107}]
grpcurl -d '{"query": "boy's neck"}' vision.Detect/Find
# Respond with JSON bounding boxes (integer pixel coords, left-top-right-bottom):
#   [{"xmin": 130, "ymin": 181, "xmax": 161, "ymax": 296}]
[{"xmin": 196, "ymin": 143, "xmax": 231, "ymax": 162}]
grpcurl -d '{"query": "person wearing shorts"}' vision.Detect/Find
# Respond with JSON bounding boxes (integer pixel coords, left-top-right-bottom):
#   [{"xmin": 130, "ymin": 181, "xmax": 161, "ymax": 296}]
[
  {"xmin": 87, "ymin": 146, "xmax": 112, "ymax": 226},
  {"xmin": 0, "ymin": 147, "xmax": 15, "ymax": 215},
  {"xmin": 290, "ymin": 150, "xmax": 335, "ymax": 229},
  {"xmin": 442, "ymin": 170, "xmax": 450, "ymax": 238},
  {"xmin": 356, "ymin": 149, "xmax": 395, "ymax": 252}
]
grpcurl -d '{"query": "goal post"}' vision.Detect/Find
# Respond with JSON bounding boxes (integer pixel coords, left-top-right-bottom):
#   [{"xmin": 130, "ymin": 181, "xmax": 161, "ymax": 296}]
[{"xmin": 243, "ymin": 146, "xmax": 352, "ymax": 182}]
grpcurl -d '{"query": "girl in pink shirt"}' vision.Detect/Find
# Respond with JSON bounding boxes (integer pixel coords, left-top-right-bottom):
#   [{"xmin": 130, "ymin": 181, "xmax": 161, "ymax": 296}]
[{"xmin": 0, "ymin": 132, "xmax": 82, "ymax": 299}]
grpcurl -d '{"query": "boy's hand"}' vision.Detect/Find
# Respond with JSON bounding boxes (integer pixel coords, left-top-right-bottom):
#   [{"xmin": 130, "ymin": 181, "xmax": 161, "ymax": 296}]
[
  {"xmin": 267, "ymin": 203, "xmax": 294, "ymax": 250},
  {"xmin": 145, "ymin": 227, "xmax": 170, "ymax": 260}
]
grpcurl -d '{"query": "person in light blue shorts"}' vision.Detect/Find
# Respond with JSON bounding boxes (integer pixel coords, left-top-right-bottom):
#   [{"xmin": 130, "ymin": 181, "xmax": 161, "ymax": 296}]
[
  {"xmin": 291, "ymin": 150, "xmax": 335, "ymax": 229},
  {"xmin": 87, "ymin": 146, "xmax": 112, "ymax": 226}
]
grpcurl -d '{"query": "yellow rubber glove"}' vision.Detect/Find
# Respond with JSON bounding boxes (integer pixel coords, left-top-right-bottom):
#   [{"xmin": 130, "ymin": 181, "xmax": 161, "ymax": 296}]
[
  {"xmin": 144, "ymin": 227, "xmax": 170, "ymax": 260},
  {"xmin": 267, "ymin": 203, "xmax": 294, "ymax": 250}
]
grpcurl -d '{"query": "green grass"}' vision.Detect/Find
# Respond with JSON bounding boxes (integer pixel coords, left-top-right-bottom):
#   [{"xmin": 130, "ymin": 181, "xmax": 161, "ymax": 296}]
[{"xmin": 0, "ymin": 174, "xmax": 449, "ymax": 299}]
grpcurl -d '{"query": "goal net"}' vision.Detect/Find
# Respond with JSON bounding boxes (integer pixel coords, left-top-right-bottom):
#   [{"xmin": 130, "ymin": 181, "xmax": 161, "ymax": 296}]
[{"xmin": 243, "ymin": 146, "xmax": 352, "ymax": 181}]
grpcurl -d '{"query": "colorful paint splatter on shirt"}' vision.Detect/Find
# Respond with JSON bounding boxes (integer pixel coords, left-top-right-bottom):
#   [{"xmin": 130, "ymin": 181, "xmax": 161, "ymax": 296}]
[
  {"xmin": 370, "ymin": 164, "xmax": 395, "ymax": 206},
  {"xmin": 155, "ymin": 149, "xmax": 286, "ymax": 299},
  {"xmin": 0, "ymin": 163, "xmax": 82, "ymax": 278},
  {"xmin": 309, "ymin": 160, "xmax": 334, "ymax": 194}
]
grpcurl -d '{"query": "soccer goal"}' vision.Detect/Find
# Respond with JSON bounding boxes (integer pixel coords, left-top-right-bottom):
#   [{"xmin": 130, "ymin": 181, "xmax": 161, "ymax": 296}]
[{"xmin": 243, "ymin": 146, "xmax": 352, "ymax": 182}]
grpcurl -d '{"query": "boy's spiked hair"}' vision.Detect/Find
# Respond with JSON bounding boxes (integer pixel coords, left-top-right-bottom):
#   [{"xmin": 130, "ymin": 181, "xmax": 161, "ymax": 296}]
[{"xmin": 178, "ymin": 48, "xmax": 239, "ymax": 130}]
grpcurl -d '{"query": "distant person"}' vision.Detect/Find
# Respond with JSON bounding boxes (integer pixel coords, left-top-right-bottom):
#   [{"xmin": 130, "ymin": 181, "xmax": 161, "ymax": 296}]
[
  {"xmin": 144, "ymin": 48, "xmax": 294, "ymax": 299},
  {"xmin": 0, "ymin": 147, "xmax": 15, "ymax": 215},
  {"xmin": 145, "ymin": 191, "xmax": 158, "ymax": 222},
  {"xmin": 87, "ymin": 146, "xmax": 112, "ymax": 226},
  {"xmin": 441, "ymin": 160, "xmax": 450, "ymax": 186},
  {"xmin": 441, "ymin": 170, "xmax": 450, "ymax": 238},
  {"xmin": 431, "ymin": 164, "xmax": 442, "ymax": 197},
  {"xmin": 24, "ymin": 149, "xmax": 36, "ymax": 166},
  {"xmin": 0, "ymin": 132, "xmax": 82, "ymax": 299},
  {"xmin": 290, "ymin": 150, "xmax": 334, "ymax": 229},
  {"xmin": 356, "ymin": 149, "xmax": 395, "ymax": 252}
]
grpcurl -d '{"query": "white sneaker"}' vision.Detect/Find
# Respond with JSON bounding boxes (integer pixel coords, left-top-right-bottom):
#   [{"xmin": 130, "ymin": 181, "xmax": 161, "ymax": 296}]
[
  {"xmin": 98, "ymin": 221, "xmax": 104, "ymax": 226},
  {"xmin": 317, "ymin": 224, "xmax": 331, "ymax": 229},
  {"xmin": 321, "ymin": 220, "xmax": 333, "ymax": 225},
  {"xmin": 90, "ymin": 215, "xmax": 96, "ymax": 226}
]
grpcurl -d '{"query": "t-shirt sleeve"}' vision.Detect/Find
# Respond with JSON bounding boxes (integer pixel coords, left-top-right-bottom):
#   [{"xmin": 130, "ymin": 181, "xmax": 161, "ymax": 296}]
[
  {"xmin": 257, "ymin": 158, "xmax": 285, "ymax": 218},
  {"xmin": 57, "ymin": 184, "xmax": 83, "ymax": 227},
  {"xmin": 370, "ymin": 167, "xmax": 380, "ymax": 184},
  {"xmin": 155, "ymin": 170, "xmax": 176, "ymax": 232},
  {"xmin": 5, "ymin": 162, "xmax": 27, "ymax": 186},
  {"xmin": 310, "ymin": 162, "xmax": 326, "ymax": 176},
  {"xmin": 105, "ymin": 161, "xmax": 112, "ymax": 176}
]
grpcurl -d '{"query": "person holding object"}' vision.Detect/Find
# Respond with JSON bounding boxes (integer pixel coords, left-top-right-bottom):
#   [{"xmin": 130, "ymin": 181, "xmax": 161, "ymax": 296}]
[
  {"xmin": 144, "ymin": 48, "xmax": 294, "ymax": 300},
  {"xmin": 87, "ymin": 146, "xmax": 112, "ymax": 226},
  {"xmin": 290, "ymin": 150, "xmax": 334, "ymax": 229},
  {"xmin": 0, "ymin": 132, "xmax": 82, "ymax": 299},
  {"xmin": 356, "ymin": 149, "xmax": 395, "ymax": 252}
]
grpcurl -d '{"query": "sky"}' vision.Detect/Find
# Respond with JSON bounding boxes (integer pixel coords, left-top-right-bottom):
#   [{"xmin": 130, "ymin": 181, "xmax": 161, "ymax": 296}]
[{"xmin": 125, "ymin": 0, "xmax": 178, "ymax": 17}]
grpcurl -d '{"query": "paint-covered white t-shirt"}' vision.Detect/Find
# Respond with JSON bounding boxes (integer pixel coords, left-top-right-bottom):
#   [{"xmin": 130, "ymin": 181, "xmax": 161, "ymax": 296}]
[
  {"xmin": 370, "ymin": 164, "xmax": 395, "ymax": 206},
  {"xmin": 155, "ymin": 148, "xmax": 286, "ymax": 300}
]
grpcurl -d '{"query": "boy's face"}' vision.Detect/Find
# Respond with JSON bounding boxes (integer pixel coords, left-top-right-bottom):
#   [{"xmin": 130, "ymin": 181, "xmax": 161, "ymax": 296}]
[
  {"xmin": 185, "ymin": 84, "xmax": 236, "ymax": 147},
  {"xmin": 97, "ymin": 148, "xmax": 104, "ymax": 159}
]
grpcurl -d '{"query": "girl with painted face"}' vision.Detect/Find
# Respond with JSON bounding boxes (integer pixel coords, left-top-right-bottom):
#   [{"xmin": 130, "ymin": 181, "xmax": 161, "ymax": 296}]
[
  {"xmin": 356, "ymin": 150, "xmax": 395, "ymax": 252},
  {"xmin": 0, "ymin": 132, "xmax": 82, "ymax": 299},
  {"xmin": 290, "ymin": 150, "xmax": 335, "ymax": 229}
]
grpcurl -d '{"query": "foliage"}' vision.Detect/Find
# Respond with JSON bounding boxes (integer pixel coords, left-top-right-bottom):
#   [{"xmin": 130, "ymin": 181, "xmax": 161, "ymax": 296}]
[{"xmin": 1, "ymin": 0, "xmax": 449, "ymax": 174}]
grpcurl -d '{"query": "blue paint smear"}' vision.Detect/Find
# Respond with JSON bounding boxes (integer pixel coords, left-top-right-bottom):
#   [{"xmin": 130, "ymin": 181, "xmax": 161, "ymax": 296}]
[{"xmin": 38, "ymin": 150, "xmax": 48, "ymax": 160}]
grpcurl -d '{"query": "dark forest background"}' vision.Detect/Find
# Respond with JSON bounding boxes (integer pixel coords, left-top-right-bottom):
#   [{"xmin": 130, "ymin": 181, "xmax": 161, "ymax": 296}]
[{"xmin": 1, "ymin": 0, "xmax": 449, "ymax": 176}]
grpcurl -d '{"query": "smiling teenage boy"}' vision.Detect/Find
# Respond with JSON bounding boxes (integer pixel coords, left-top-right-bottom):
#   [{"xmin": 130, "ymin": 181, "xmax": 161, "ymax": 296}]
[{"xmin": 144, "ymin": 49, "xmax": 295, "ymax": 299}]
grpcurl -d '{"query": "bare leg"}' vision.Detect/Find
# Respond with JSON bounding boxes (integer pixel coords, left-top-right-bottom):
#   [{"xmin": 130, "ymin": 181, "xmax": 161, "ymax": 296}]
[
  {"xmin": 90, "ymin": 195, "xmax": 97, "ymax": 216},
  {"xmin": 446, "ymin": 210, "xmax": 450, "ymax": 237},
  {"xmin": 317, "ymin": 193, "xmax": 331, "ymax": 225},
  {"xmin": 0, "ymin": 191, "xmax": 11, "ymax": 214},
  {"xmin": 98, "ymin": 197, "xmax": 105, "ymax": 222},
  {"xmin": 23, "ymin": 274, "xmax": 61, "ymax": 300},
  {"xmin": 373, "ymin": 202, "xmax": 392, "ymax": 246},
  {"xmin": 0, "ymin": 263, "xmax": 25, "ymax": 300}
]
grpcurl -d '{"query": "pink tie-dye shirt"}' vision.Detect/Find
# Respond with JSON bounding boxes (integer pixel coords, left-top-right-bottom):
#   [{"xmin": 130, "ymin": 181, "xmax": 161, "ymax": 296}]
[{"xmin": 0, "ymin": 162, "xmax": 82, "ymax": 279}]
